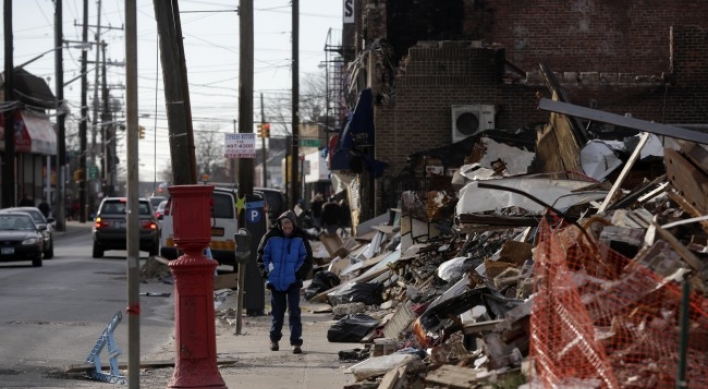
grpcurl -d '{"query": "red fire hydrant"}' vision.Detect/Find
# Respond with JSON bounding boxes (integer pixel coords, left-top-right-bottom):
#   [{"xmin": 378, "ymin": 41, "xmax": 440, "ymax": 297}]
[{"xmin": 167, "ymin": 185, "xmax": 227, "ymax": 389}]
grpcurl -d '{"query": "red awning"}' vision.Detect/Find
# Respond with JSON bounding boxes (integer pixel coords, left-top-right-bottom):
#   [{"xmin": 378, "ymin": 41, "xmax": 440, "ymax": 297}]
[{"xmin": 0, "ymin": 110, "xmax": 56, "ymax": 155}]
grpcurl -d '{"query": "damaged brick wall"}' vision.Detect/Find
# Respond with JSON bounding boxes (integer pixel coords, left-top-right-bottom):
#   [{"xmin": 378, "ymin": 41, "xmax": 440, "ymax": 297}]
[
  {"xmin": 375, "ymin": 45, "xmax": 503, "ymax": 174},
  {"xmin": 485, "ymin": 0, "xmax": 708, "ymax": 74},
  {"xmin": 361, "ymin": 0, "xmax": 708, "ymax": 214},
  {"xmin": 385, "ymin": 0, "xmax": 466, "ymax": 66}
]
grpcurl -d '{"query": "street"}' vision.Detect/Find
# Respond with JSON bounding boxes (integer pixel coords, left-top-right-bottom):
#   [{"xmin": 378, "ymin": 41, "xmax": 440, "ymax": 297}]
[{"xmin": 0, "ymin": 223, "xmax": 175, "ymax": 388}]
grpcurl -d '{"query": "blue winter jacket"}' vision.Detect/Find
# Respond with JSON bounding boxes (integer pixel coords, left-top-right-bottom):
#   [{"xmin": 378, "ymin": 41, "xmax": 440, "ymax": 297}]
[{"xmin": 256, "ymin": 211, "xmax": 313, "ymax": 291}]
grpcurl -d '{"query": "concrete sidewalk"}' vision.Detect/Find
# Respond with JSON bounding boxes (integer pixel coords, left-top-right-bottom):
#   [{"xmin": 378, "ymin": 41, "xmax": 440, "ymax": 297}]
[
  {"xmin": 53, "ymin": 220, "xmax": 94, "ymax": 238},
  {"xmin": 141, "ymin": 292, "xmax": 360, "ymax": 389}
]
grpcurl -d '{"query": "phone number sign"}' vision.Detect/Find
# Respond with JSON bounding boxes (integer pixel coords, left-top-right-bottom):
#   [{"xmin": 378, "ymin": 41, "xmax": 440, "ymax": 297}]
[{"xmin": 224, "ymin": 133, "xmax": 256, "ymax": 158}]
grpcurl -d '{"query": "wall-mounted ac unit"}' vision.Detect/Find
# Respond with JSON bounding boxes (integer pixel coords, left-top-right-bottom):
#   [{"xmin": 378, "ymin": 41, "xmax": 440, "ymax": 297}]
[{"xmin": 451, "ymin": 104, "xmax": 496, "ymax": 143}]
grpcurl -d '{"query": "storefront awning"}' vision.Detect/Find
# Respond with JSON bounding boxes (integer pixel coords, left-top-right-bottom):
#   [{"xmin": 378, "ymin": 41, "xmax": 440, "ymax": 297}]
[{"xmin": 0, "ymin": 110, "xmax": 57, "ymax": 155}]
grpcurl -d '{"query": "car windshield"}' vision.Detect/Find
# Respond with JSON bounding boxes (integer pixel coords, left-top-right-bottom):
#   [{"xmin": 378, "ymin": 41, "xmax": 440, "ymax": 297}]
[
  {"xmin": 150, "ymin": 197, "xmax": 166, "ymax": 208},
  {"xmin": 22, "ymin": 209, "xmax": 45, "ymax": 224},
  {"xmin": 101, "ymin": 200, "xmax": 152, "ymax": 216},
  {"xmin": 0, "ymin": 215, "xmax": 35, "ymax": 230}
]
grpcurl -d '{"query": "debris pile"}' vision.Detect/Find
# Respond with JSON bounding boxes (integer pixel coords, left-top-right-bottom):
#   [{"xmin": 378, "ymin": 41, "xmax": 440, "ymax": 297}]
[{"xmin": 309, "ymin": 103, "xmax": 708, "ymax": 388}]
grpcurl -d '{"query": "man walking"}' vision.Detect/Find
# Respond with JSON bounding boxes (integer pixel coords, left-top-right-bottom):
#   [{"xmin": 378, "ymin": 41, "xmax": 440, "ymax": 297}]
[{"xmin": 256, "ymin": 211, "xmax": 313, "ymax": 354}]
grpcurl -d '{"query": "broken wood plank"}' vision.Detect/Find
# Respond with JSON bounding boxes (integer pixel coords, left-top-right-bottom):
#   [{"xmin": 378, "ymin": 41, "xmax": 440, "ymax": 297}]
[
  {"xmin": 667, "ymin": 192, "xmax": 708, "ymax": 235},
  {"xmin": 377, "ymin": 364, "xmax": 406, "ymax": 389},
  {"xmin": 665, "ymin": 148, "xmax": 708, "ymax": 214},
  {"xmin": 598, "ymin": 132, "xmax": 651, "ymax": 213},
  {"xmin": 424, "ymin": 365, "xmax": 487, "ymax": 389}
]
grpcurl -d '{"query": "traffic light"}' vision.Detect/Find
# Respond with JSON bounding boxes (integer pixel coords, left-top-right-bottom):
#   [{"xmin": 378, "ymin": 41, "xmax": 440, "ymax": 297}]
[
  {"xmin": 138, "ymin": 125, "xmax": 146, "ymax": 139},
  {"xmin": 256, "ymin": 123, "xmax": 270, "ymax": 138},
  {"xmin": 73, "ymin": 169, "xmax": 84, "ymax": 182}
]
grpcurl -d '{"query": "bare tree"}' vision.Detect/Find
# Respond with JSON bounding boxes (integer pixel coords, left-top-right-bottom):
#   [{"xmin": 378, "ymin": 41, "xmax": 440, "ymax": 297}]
[
  {"xmin": 262, "ymin": 69, "xmax": 332, "ymax": 136},
  {"xmin": 194, "ymin": 125, "xmax": 231, "ymax": 182}
]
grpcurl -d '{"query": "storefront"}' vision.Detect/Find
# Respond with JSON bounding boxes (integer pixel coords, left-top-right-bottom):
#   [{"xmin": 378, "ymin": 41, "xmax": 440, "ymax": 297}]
[{"xmin": 0, "ymin": 110, "xmax": 57, "ymax": 206}]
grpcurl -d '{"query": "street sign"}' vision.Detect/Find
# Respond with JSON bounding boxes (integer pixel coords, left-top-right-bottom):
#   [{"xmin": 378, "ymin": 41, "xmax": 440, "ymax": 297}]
[
  {"xmin": 88, "ymin": 165, "xmax": 99, "ymax": 180},
  {"xmin": 300, "ymin": 139, "xmax": 321, "ymax": 148},
  {"xmin": 224, "ymin": 133, "xmax": 256, "ymax": 158}
]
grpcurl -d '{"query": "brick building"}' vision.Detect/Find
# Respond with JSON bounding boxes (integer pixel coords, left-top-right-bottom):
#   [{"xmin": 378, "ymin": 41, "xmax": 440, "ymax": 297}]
[{"xmin": 333, "ymin": 0, "xmax": 708, "ymax": 220}]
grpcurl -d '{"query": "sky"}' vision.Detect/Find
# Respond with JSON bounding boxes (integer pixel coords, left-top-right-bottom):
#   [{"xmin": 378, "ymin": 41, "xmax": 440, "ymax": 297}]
[{"xmin": 1, "ymin": 0, "xmax": 343, "ymax": 182}]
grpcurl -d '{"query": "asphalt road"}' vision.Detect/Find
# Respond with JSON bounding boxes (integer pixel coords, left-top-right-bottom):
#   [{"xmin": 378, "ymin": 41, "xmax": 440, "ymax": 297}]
[{"xmin": 0, "ymin": 223, "xmax": 175, "ymax": 388}]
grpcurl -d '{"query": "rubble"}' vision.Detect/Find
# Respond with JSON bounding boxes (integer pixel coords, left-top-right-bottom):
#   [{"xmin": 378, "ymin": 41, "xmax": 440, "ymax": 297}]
[{"xmin": 304, "ymin": 101, "xmax": 708, "ymax": 389}]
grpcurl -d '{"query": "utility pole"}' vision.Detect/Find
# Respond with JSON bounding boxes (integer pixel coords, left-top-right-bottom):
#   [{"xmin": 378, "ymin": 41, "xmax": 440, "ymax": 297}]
[
  {"xmin": 124, "ymin": 1, "xmax": 139, "ymax": 388},
  {"xmin": 89, "ymin": 0, "xmax": 103, "ymax": 215},
  {"xmin": 79, "ymin": 0, "xmax": 89, "ymax": 222},
  {"xmin": 290, "ymin": 0, "xmax": 300, "ymax": 209},
  {"xmin": 101, "ymin": 41, "xmax": 114, "ymax": 196},
  {"xmin": 235, "ymin": 0, "xmax": 254, "ymax": 336},
  {"xmin": 238, "ymin": 0, "xmax": 254, "ymax": 208},
  {"xmin": 2, "ymin": 0, "xmax": 14, "ymax": 208},
  {"xmin": 154, "ymin": 0, "xmax": 197, "ymax": 185},
  {"xmin": 54, "ymin": 0, "xmax": 66, "ymax": 231},
  {"xmin": 260, "ymin": 93, "xmax": 267, "ymax": 187}
]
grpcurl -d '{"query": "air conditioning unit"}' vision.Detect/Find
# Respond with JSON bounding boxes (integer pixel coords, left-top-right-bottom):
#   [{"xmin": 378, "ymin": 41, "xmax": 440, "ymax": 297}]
[{"xmin": 451, "ymin": 104, "xmax": 496, "ymax": 143}]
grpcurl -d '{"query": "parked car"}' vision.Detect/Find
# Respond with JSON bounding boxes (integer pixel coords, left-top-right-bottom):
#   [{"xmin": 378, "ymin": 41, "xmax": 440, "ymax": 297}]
[
  {"xmin": 254, "ymin": 187, "xmax": 287, "ymax": 226},
  {"xmin": 155, "ymin": 200, "xmax": 168, "ymax": 229},
  {"xmin": 0, "ymin": 207, "xmax": 54, "ymax": 259},
  {"xmin": 149, "ymin": 196, "xmax": 167, "ymax": 212},
  {"xmin": 92, "ymin": 197, "xmax": 160, "ymax": 258},
  {"xmin": 0, "ymin": 212, "xmax": 44, "ymax": 267}
]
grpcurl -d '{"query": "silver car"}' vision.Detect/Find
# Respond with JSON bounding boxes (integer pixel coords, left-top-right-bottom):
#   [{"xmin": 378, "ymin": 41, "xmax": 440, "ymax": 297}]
[{"xmin": 0, "ymin": 207, "xmax": 54, "ymax": 259}]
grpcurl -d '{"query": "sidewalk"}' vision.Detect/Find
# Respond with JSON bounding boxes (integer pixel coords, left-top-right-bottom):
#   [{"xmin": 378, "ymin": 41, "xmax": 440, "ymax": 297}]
[
  {"xmin": 53, "ymin": 220, "xmax": 94, "ymax": 238},
  {"xmin": 141, "ymin": 291, "xmax": 359, "ymax": 389}
]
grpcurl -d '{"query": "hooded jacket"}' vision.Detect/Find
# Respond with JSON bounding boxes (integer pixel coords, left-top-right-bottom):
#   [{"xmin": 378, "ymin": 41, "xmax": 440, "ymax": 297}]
[{"xmin": 256, "ymin": 211, "xmax": 313, "ymax": 291}]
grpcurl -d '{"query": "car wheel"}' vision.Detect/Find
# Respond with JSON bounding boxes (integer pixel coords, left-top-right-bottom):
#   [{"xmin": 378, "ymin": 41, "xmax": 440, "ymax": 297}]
[
  {"xmin": 32, "ymin": 255, "xmax": 43, "ymax": 267},
  {"xmin": 92, "ymin": 242, "xmax": 104, "ymax": 258},
  {"xmin": 44, "ymin": 240, "xmax": 54, "ymax": 259},
  {"xmin": 149, "ymin": 245, "xmax": 159, "ymax": 257}
]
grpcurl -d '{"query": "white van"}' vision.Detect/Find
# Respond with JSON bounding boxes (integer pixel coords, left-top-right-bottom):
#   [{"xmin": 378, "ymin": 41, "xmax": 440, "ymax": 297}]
[{"xmin": 159, "ymin": 186, "xmax": 240, "ymax": 265}]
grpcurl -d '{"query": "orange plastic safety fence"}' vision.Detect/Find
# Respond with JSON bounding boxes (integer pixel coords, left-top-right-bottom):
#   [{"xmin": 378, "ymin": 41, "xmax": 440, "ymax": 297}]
[{"xmin": 530, "ymin": 217, "xmax": 708, "ymax": 389}]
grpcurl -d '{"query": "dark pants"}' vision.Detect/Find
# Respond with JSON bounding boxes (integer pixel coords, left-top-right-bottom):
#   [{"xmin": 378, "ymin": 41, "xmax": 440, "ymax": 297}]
[{"xmin": 269, "ymin": 282, "xmax": 303, "ymax": 346}]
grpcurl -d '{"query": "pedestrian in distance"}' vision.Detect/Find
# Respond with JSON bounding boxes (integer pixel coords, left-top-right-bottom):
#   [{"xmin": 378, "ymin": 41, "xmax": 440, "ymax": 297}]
[
  {"xmin": 38, "ymin": 198, "xmax": 51, "ymax": 218},
  {"xmin": 338, "ymin": 198, "xmax": 351, "ymax": 238},
  {"xmin": 19, "ymin": 194, "xmax": 34, "ymax": 207},
  {"xmin": 320, "ymin": 198, "xmax": 341, "ymax": 235},
  {"xmin": 256, "ymin": 211, "xmax": 313, "ymax": 354},
  {"xmin": 310, "ymin": 193, "xmax": 324, "ymax": 228}
]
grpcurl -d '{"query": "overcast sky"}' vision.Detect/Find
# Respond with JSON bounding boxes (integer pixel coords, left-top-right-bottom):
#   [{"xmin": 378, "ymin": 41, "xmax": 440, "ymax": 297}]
[{"xmin": 1, "ymin": 0, "xmax": 343, "ymax": 182}]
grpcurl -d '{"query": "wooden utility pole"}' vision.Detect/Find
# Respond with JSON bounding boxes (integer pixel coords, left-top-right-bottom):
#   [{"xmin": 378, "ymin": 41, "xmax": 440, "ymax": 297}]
[
  {"xmin": 101, "ymin": 41, "xmax": 114, "ymax": 196},
  {"xmin": 2, "ymin": 0, "xmax": 14, "ymax": 208},
  {"xmin": 290, "ymin": 0, "xmax": 300, "ymax": 208},
  {"xmin": 89, "ymin": 0, "xmax": 103, "ymax": 216},
  {"xmin": 153, "ymin": 0, "xmax": 197, "ymax": 185},
  {"xmin": 238, "ymin": 0, "xmax": 254, "ymax": 208},
  {"xmin": 79, "ymin": 0, "xmax": 89, "ymax": 222},
  {"xmin": 124, "ymin": 1, "xmax": 140, "ymax": 388},
  {"xmin": 235, "ymin": 0, "xmax": 254, "ymax": 336},
  {"xmin": 260, "ymin": 93, "xmax": 267, "ymax": 187},
  {"xmin": 54, "ymin": 0, "xmax": 67, "ymax": 230}
]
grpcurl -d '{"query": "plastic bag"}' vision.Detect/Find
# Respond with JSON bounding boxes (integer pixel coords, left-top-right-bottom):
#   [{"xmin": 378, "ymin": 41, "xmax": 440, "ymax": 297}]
[
  {"xmin": 437, "ymin": 256, "xmax": 468, "ymax": 281},
  {"xmin": 304, "ymin": 271, "xmax": 341, "ymax": 301},
  {"xmin": 327, "ymin": 281, "xmax": 384, "ymax": 307},
  {"xmin": 327, "ymin": 313, "xmax": 380, "ymax": 343}
]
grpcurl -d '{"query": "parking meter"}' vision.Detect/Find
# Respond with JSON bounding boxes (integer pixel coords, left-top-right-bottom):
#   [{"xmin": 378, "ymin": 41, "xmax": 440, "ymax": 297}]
[{"xmin": 234, "ymin": 228, "xmax": 251, "ymax": 264}]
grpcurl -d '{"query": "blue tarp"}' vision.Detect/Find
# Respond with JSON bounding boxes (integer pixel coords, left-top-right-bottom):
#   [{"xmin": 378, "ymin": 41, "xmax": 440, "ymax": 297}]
[{"xmin": 330, "ymin": 88, "xmax": 388, "ymax": 177}]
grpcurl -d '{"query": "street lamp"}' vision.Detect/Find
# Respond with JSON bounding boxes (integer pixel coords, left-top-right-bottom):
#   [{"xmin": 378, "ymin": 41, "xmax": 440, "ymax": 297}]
[{"xmin": 16, "ymin": 42, "xmax": 91, "ymax": 69}]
